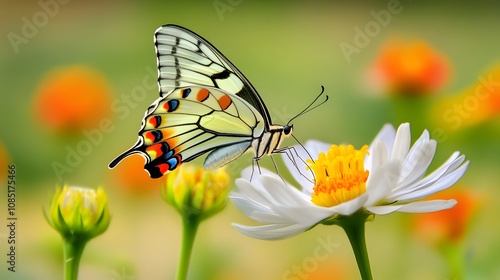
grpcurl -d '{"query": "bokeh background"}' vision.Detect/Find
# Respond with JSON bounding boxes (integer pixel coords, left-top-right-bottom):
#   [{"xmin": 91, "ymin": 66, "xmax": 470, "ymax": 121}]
[{"xmin": 1, "ymin": 0, "xmax": 499, "ymax": 279}]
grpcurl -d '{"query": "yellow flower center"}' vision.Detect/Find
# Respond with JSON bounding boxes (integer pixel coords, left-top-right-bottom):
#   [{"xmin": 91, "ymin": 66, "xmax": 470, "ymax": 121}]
[{"xmin": 308, "ymin": 145, "xmax": 369, "ymax": 207}]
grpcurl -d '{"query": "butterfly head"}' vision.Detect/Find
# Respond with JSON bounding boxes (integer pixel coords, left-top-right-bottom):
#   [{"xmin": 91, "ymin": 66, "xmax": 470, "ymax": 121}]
[{"xmin": 283, "ymin": 125, "xmax": 293, "ymax": 136}]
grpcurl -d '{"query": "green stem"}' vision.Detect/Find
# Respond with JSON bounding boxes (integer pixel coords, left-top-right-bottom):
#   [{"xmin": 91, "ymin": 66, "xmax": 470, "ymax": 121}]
[
  {"xmin": 62, "ymin": 238, "xmax": 87, "ymax": 280},
  {"xmin": 391, "ymin": 96, "xmax": 431, "ymax": 137},
  {"xmin": 176, "ymin": 216, "xmax": 200, "ymax": 280},
  {"xmin": 337, "ymin": 211, "xmax": 373, "ymax": 280},
  {"xmin": 442, "ymin": 242, "xmax": 465, "ymax": 280}
]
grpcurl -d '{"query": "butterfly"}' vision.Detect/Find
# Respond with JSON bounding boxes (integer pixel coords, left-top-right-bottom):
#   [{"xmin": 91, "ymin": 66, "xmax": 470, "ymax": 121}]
[{"xmin": 109, "ymin": 24, "xmax": 296, "ymax": 179}]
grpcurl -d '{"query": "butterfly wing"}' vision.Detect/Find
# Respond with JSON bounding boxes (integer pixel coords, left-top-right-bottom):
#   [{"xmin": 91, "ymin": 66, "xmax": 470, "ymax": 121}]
[
  {"xmin": 109, "ymin": 86, "xmax": 265, "ymax": 178},
  {"xmin": 154, "ymin": 24, "xmax": 273, "ymax": 127}
]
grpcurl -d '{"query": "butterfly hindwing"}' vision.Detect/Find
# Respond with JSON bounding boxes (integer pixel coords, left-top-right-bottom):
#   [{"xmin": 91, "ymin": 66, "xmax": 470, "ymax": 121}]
[{"xmin": 110, "ymin": 86, "xmax": 266, "ymax": 178}]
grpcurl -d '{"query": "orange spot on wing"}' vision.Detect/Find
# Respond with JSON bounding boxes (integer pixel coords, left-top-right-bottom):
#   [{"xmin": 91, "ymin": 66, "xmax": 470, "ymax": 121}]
[
  {"xmin": 145, "ymin": 143, "xmax": 163, "ymax": 160},
  {"xmin": 196, "ymin": 88, "xmax": 210, "ymax": 102},
  {"xmin": 161, "ymin": 128, "xmax": 172, "ymax": 139},
  {"xmin": 218, "ymin": 94, "xmax": 232, "ymax": 110},
  {"xmin": 144, "ymin": 131, "xmax": 156, "ymax": 144},
  {"xmin": 157, "ymin": 163, "xmax": 170, "ymax": 175},
  {"xmin": 163, "ymin": 102, "xmax": 170, "ymax": 111},
  {"xmin": 148, "ymin": 116, "xmax": 159, "ymax": 128}
]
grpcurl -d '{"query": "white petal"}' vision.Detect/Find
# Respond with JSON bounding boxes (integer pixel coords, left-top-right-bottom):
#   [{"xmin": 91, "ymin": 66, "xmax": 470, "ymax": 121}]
[
  {"xmin": 368, "ymin": 123, "xmax": 396, "ymax": 156},
  {"xmin": 247, "ymin": 211, "xmax": 292, "ymax": 224},
  {"xmin": 333, "ymin": 194, "xmax": 368, "ymax": 215},
  {"xmin": 422, "ymin": 152, "xmax": 462, "ymax": 182},
  {"xmin": 390, "ymin": 123, "xmax": 411, "ymax": 162},
  {"xmin": 230, "ymin": 196, "xmax": 274, "ymax": 222},
  {"xmin": 366, "ymin": 205, "xmax": 404, "ymax": 215},
  {"xmin": 368, "ymin": 199, "xmax": 457, "ymax": 215},
  {"xmin": 233, "ymin": 178, "xmax": 276, "ymax": 206},
  {"xmin": 394, "ymin": 161, "xmax": 469, "ymax": 202},
  {"xmin": 271, "ymin": 204, "xmax": 334, "ymax": 225},
  {"xmin": 386, "ymin": 152, "xmax": 464, "ymax": 200},
  {"xmin": 230, "ymin": 179, "xmax": 273, "ymax": 215},
  {"xmin": 240, "ymin": 166, "xmax": 284, "ymax": 188},
  {"xmin": 364, "ymin": 161, "xmax": 401, "ymax": 206},
  {"xmin": 259, "ymin": 175, "xmax": 311, "ymax": 207},
  {"xmin": 394, "ymin": 199, "xmax": 457, "ymax": 213},
  {"xmin": 232, "ymin": 223, "xmax": 308, "ymax": 240},
  {"xmin": 365, "ymin": 140, "xmax": 389, "ymax": 173},
  {"xmin": 240, "ymin": 166, "xmax": 253, "ymax": 181},
  {"xmin": 397, "ymin": 139, "xmax": 437, "ymax": 189}
]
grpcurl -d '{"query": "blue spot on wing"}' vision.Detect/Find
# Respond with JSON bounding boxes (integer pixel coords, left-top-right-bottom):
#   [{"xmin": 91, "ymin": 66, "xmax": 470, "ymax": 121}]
[
  {"xmin": 142, "ymin": 142, "xmax": 182, "ymax": 179},
  {"xmin": 167, "ymin": 99, "xmax": 179, "ymax": 112},
  {"xmin": 163, "ymin": 149, "xmax": 174, "ymax": 159},
  {"xmin": 166, "ymin": 157, "xmax": 180, "ymax": 170}
]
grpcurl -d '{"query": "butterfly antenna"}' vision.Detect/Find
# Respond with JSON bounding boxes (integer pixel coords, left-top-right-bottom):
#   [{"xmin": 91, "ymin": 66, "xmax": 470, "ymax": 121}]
[{"xmin": 287, "ymin": 86, "xmax": 329, "ymax": 126}]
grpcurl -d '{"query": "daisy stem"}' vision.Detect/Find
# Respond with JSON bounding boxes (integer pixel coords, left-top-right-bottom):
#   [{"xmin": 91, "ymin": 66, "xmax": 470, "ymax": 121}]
[
  {"xmin": 176, "ymin": 216, "xmax": 200, "ymax": 280},
  {"xmin": 337, "ymin": 211, "xmax": 373, "ymax": 280},
  {"xmin": 62, "ymin": 237, "xmax": 87, "ymax": 280}
]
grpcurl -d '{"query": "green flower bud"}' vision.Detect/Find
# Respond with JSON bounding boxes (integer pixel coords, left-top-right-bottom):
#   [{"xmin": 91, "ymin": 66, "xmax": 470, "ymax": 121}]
[
  {"xmin": 161, "ymin": 165, "xmax": 231, "ymax": 221},
  {"xmin": 46, "ymin": 186, "xmax": 111, "ymax": 241}
]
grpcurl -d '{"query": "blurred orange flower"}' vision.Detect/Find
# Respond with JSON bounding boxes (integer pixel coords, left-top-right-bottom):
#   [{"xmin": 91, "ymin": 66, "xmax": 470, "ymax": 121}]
[
  {"xmin": 368, "ymin": 40, "xmax": 450, "ymax": 96},
  {"xmin": 412, "ymin": 188, "xmax": 478, "ymax": 245},
  {"xmin": 110, "ymin": 154, "xmax": 160, "ymax": 194},
  {"xmin": 305, "ymin": 259, "xmax": 351, "ymax": 280},
  {"xmin": 431, "ymin": 65, "xmax": 500, "ymax": 131},
  {"xmin": 32, "ymin": 65, "xmax": 113, "ymax": 133}
]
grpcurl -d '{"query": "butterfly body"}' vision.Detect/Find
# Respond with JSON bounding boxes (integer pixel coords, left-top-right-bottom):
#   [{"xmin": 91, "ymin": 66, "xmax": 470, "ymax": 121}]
[{"xmin": 109, "ymin": 25, "xmax": 293, "ymax": 178}]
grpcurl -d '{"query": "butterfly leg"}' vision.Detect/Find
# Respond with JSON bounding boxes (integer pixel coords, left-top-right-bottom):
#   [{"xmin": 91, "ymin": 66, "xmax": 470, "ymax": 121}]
[
  {"xmin": 289, "ymin": 146, "xmax": 316, "ymax": 184},
  {"xmin": 269, "ymin": 155, "xmax": 288, "ymax": 185},
  {"xmin": 286, "ymin": 134, "xmax": 320, "ymax": 183},
  {"xmin": 249, "ymin": 156, "xmax": 263, "ymax": 182},
  {"xmin": 274, "ymin": 146, "xmax": 315, "ymax": 184}
]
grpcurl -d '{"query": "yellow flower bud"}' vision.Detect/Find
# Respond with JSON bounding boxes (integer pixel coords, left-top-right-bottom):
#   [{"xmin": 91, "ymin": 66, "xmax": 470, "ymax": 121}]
[
  {"xmin": 46, "ymin": 185, "xmax": 111, "ymax": 240},
  {"xmin": 161, "ymin": 165, "xmax": 231, "ymax": 221}
]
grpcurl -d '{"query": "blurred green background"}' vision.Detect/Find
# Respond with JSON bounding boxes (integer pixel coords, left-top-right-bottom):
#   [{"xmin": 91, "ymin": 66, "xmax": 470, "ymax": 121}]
[{"xmin": 1, "ymin": 0, "xmax": 499, "ymax": 279}]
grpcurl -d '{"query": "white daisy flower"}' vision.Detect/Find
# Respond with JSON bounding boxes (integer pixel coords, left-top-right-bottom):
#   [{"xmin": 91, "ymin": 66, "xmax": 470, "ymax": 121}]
[{"xmin": 230, "ymin": 123, "xmax": 469, "ymax": 240}]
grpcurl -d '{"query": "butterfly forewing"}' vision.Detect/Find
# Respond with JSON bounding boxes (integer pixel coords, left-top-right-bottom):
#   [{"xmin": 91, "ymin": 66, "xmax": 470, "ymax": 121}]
[{"xmin": 154, "ymin": 24, "xmax": 272, "ymax": 126}]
